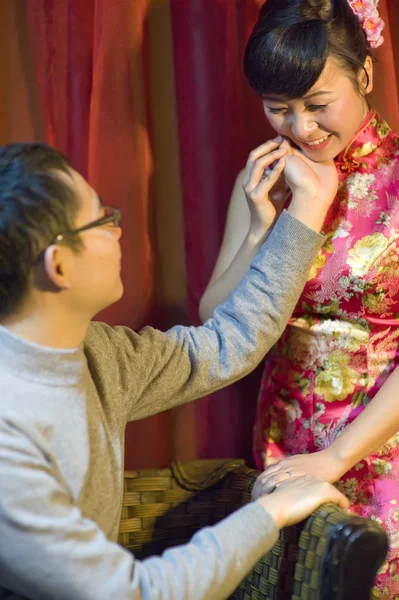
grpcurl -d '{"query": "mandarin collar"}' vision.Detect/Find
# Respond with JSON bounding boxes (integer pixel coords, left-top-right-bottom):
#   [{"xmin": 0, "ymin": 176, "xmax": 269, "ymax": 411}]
[{"xmin": 335, "ymin": 109, "xmax": 391, "ymax": 174}]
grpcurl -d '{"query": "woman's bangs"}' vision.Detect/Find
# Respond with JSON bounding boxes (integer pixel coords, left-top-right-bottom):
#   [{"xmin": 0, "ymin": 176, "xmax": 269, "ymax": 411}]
[{"xmin": 244, "ymin": 23, "xmax": 328, "ymax": 99}]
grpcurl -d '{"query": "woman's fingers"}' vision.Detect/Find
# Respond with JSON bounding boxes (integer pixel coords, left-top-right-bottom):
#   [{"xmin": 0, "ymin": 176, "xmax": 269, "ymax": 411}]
[
  {"xmin": 246, "ymin": 149, "xmax": 287, "ymax": 191},
  {"xmin": 280, "ymin": 138, "xmax": 293, "ymax": 153},
  {"xmin": 253, "ymin": 158, "xmax": 286, "ymax": 200},
  {"xmin": 245, "ymin": 137, "xmax": 282, "ymax": 166},
  {"xmin": 244, "ymin": 156, "xmax": 287, "ymax": 202},
  {"xmin": 243, "ymin": 138, "xmax": 285, "ymax": 188},
  {"xmin": 266, "ymin": 473, "xmax": 293, "ymax": 493},
  {"xmin": 258, "ymin": 464, "xmax": 282, "ymax": 481},
  {"xmin": 253, "ymin": 467, "xmax": 295, "ymax": 497}
]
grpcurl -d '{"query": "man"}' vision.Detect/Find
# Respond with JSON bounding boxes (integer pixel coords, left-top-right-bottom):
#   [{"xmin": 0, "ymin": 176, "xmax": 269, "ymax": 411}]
[{"xmin": 0, "ymin": 143, "xmax": 346, "ymax": 599}]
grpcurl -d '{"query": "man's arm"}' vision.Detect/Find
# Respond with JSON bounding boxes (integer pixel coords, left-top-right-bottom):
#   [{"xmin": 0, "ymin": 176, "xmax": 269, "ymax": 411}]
[
  {"xmin": 87, "ymin": 211, "xmax": 325, "ymax": 422},
  {"xmin": 0, "ymin": 421, "xmax": 348, "ymax": 600}
]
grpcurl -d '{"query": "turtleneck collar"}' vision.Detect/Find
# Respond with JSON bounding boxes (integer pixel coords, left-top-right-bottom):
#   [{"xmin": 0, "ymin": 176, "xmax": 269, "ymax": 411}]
[{"xmin": 0, "ymin": 325, "xmax": 86, "ymax": 386}]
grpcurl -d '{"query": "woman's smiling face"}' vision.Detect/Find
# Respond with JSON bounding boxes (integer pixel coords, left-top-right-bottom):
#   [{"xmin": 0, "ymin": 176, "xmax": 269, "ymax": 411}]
[{"xmin": 262, "ymin": 56, "xmax": 373, "ymax": 162}]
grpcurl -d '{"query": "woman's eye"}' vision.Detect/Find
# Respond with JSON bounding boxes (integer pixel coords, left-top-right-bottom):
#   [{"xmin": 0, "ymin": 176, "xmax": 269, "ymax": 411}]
[
  {"xmin": 308, "ymin": 104, "xmax": 328, "ymax": 112},
  {"xmin": 267, "ymin": 107, "xmax": 287, "ymax": 115}
]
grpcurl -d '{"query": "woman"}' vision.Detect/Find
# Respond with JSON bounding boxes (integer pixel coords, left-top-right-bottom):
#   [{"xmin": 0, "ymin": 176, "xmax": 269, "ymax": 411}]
[{"xmin": 200, "ymin": 1, "xmax": 399, "ymax": 596}]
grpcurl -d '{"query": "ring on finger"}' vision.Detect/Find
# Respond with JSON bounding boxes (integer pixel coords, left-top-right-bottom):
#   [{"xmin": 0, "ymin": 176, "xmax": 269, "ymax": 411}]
[
  {"xmin": 261, "ymin": 157, "xmax": 283, "ymax": 181},
  {"xmin": 260, "ymin": 167, "xmax": 272, "ymax": 182}
]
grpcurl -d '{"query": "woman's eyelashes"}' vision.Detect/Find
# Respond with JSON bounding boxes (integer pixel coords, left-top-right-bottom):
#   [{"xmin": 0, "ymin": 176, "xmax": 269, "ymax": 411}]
[
  {"xmin": 265, "ymin": 104, "xmax": 329, "ymax": 115},
  {"xmin": 307, "ymin": 104, "xmax": 328, "ymax": 112},
  {"xmin": 266, "ymin": 107, "xmax": 287, "ymax": 114}
]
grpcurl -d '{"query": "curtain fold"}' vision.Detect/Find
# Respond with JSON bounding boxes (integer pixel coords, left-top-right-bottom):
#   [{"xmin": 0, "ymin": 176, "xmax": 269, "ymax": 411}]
[
  {"xmin": 369, "ymin": 1, "xmax": 399, "ymax": 131},
  {"xmin": 0, "ymin": 1, "xmax": 45, "ymax": 143}
]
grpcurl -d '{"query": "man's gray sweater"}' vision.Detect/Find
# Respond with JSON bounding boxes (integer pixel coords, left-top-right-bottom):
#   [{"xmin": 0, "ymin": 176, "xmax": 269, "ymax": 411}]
[{"xmin": 0, "ymin": 212, "xmax": 324, "ymax": 599}]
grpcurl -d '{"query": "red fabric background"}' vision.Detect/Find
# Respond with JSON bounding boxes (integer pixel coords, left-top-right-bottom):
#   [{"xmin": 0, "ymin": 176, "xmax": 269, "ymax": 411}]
[
  {"xmin": 25, "ymin": 0, "xmax": 173, "ymax": 468},
  {"xmin": 21, "ymin": 0, "xmax": 399, "ymax": 468},
  {"xmin": 169, "ymin": 0, "xmax": 275, "ymax": 462}
]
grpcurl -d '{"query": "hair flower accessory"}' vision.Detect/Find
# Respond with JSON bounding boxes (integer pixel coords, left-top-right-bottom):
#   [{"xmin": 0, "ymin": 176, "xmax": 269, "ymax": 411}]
[{"xmin": 347, "ymin": 0, "xmax": 385, "ymax": 48}]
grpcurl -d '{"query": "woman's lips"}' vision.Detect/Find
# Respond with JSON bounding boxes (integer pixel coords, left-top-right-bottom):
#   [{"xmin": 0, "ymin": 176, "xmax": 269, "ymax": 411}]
[{"xmin": 299, "ymin": 134, "xmax": 333, "ymax": 152}]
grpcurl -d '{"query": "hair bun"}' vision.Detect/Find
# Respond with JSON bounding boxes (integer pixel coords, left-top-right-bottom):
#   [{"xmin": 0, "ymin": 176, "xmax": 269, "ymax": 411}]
[{"xmin": 301, "ymin": 0, "xmax": 333, "ymax": 21}]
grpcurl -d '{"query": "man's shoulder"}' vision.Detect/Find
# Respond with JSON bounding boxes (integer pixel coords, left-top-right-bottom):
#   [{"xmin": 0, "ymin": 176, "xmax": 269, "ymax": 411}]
[
  {"xmin": 85, "ymin": 321, "xmax": 175, "ymax": 368},
  {"xmin": 84, "ymin": 321, "xmax": 139, "ymax": 362},
  {"xmin": 86, "ymin": 321, "xmax": 168, "ymax": 348},
  {"xmin": 86, "ymin": 321, "xmax": 112, "ymax": 342},
  {"xmin": 83, "ymin": 322, "xmax": 116, "ymax": 366}
]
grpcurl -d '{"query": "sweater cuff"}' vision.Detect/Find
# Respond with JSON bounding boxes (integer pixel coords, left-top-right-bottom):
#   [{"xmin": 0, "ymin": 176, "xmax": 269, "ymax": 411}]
[{"xmin": 208, "ymin": 500, "xmax": 279, "ymax": 560}]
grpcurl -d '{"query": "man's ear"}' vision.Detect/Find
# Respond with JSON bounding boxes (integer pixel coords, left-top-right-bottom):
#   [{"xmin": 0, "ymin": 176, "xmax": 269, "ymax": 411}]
[{"xmin": 43, "ymin": 246, "xmax": 71, "ymax": 290}]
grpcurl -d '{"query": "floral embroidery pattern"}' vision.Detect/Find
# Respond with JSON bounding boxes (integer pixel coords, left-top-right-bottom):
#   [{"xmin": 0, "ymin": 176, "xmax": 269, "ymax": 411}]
[
  {"xmin": 347, "ymin": 232, "xmax": 390, "ymax": 276},
  {"xmin": 254, "ymin": 110, "xmax": 399, "ymax": 597}
]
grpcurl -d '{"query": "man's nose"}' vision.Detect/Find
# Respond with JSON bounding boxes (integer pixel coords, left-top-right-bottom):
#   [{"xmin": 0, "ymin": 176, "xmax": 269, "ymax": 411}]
[{"xmin": 113, "ymin": 226, "xmax": 122, "ymax": 241}]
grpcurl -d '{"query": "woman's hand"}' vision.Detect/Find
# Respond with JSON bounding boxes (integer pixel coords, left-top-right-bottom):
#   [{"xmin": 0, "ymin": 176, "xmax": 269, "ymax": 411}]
[
  {"xmin": 283, "ymin": 142, "xmax": 339, "ymax": 211},
  {"xmin": 252, "ymin": 449, "xmax": 348, "ymax": 500},
  {"xmin": 242, "ymin": 136, "xmax": 338, "ymax": 237},
  {"xmin": 242, "ymin": 137, "xmax": 288, "ymax": 241},
  {"xmin": 278, "ymin": 140, "xmax": 339, "ymax": 232}
]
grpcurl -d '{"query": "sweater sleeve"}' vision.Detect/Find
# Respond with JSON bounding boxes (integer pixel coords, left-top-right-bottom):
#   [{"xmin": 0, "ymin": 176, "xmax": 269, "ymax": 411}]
[
  {"xmin": 85, "ymin": 211, "xmax": 325, "ymax": 422},
  {"xmin": 0, "ymin": 419, "xmax": 278, "ymax": 600}
]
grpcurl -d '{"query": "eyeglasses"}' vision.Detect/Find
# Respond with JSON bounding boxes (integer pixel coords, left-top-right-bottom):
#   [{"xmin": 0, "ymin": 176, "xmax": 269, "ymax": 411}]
[
  {"xmin": 36, "ymin": 206, "xmax": 121, "ymax": 261},
  {"xmin": 50, "ymin": 206, "xmax": 121, "ymax": 245}
]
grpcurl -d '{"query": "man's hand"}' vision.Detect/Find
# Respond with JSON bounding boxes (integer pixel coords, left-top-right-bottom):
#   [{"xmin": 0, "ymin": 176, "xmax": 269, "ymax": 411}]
[
  {"xmin": 253, "ymin": 450, "xmax": 347, "ymax": 497},
  {"xmin": 255, "ymin": 474, "xmax": 350, "ymax": 529}
]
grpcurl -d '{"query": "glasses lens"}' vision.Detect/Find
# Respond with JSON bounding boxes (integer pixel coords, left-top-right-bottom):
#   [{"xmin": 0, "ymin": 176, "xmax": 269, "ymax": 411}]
[{"xmin": 103, "ymin": 206, "xmax": 121, "ymax": 227}]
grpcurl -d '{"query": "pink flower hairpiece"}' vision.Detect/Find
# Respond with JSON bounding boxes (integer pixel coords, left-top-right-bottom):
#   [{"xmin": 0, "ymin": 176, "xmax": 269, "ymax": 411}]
[{"xmin": 347, "ymin": 0, "xmax": 385, "ymax": 48}]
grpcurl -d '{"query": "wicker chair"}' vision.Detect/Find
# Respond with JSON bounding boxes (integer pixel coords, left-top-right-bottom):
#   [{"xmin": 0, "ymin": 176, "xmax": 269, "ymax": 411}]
[
  {"xmin": 119, "ymin": 460, "xmax": 389, "ymax": 600},
  {"xmin": 0, "ymin": 460, "xmax": 388, "ymax": 599}
]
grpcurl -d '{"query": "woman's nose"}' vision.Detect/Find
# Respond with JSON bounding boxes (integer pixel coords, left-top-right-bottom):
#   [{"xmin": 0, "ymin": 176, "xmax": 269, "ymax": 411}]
[{"xmin": 291, "ymin": 115, "xmax": 318, "ymax": 140}]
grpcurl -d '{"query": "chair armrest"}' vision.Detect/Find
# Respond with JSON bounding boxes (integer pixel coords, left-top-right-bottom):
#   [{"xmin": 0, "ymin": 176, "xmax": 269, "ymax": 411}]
[{"xmin": 230, "ymin": 503, "xmax": 388, "ymax": 600}]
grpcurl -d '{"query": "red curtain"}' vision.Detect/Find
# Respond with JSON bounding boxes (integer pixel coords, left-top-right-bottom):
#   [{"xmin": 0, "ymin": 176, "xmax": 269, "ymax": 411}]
[
  {"xmin": 26, "ymin": 0, "xmax": 157, "ymax": 328},
  {"xmin": 25, "ymin": 0, "xmax": 171, "ymax": 467},
  {"xmin": 168, "ymin": 0, "xmax": 273, "ymax": 462},
  {"xmin": 11, "ymin": 0, "xmax": 399, "ymax": 468}
]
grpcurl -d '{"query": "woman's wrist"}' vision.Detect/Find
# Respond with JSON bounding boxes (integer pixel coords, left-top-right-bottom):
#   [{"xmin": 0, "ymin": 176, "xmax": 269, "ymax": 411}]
[
  {"xmin": 246, "ymin": 225, "xmax": 273, "ymax": 248},
  {"xmin": 287, "ymin": 192, "xmax": 329, "ymax": 233},
  {"xmin": 323, "ymin": 445, "xmax": 353, "ymax": 481}
]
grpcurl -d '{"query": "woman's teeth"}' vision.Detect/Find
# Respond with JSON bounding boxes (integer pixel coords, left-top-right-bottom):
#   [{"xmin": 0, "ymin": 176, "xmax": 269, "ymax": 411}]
[{"xmin": 305, "ymin": 135, "xmax": 331, "ymax": 146}]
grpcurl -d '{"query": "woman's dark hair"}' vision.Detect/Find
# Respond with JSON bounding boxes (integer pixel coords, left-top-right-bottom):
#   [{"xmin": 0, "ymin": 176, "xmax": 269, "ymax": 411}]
[
  {"xmin": 244, "ymin": 0, "xmax": 371, "ymax": 98},
  {"xmin": 0, "ymin": 143, "xmax": 81, "ymax": 318}
]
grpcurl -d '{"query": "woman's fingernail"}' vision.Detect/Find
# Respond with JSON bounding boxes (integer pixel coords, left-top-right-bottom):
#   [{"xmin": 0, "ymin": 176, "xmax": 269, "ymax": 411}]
[{"xmin": 274, "ymin": 136, "xmax": 282, "ymax": 143}]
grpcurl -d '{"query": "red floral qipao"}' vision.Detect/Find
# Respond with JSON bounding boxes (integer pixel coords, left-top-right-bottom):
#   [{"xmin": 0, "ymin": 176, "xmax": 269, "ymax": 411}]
[{"xmin": 254, "ymin": 110, "xmax": 399, "ymax": 597}]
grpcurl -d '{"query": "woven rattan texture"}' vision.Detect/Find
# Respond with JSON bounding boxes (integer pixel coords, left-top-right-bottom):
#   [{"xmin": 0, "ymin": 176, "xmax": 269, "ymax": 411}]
[
  {"xmin": 118, "ymin": 462, "xmax": 255, "ymax": 558},
  {"xmin": 230, "ymin": 504, "xmax": 352, "ymax": 600},
  {"xmin": 118, "ymin": 461, "xmax": 369, "ymax": 600}
]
